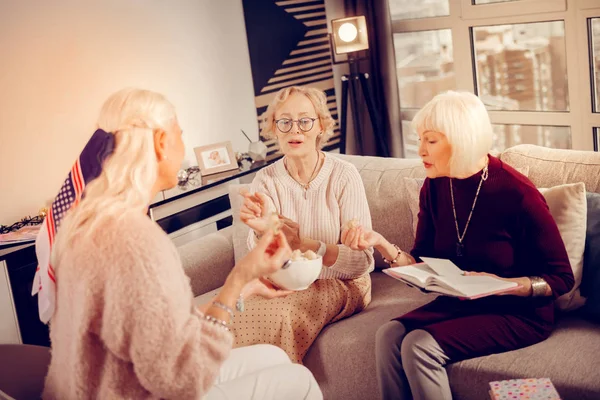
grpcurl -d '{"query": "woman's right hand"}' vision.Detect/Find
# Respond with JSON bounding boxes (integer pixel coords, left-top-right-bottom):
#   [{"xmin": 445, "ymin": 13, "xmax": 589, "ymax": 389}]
[
  {"xmin": 232, "ymin": 230, "xmax": 292, "ymax": 284},
  {"xmin": 239, "ymin": 189, "xmax": 275, "ymax": 235},
  {"xmin": 341, "ymin": 225, "xmax": 384, "ymax": 251}
]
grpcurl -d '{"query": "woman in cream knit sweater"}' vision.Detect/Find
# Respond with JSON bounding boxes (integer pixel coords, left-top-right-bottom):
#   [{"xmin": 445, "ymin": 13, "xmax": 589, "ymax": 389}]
[
  {"xmin": 236, "ymin": 86, "xmax": 374, "ymax": 363},
  {"xmin": 43, "ymin": 88, "xmax": 322, "ymax": 400}
]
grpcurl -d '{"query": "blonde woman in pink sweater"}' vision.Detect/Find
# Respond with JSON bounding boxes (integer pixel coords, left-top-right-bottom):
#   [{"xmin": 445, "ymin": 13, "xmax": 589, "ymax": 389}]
[
  {"xmin": 236, "ymin": 86, "xmax": 374, "ymax": 363},
  {"xmin": 43, "ymin": 88, "xmax": 322, "ymax": 400}
]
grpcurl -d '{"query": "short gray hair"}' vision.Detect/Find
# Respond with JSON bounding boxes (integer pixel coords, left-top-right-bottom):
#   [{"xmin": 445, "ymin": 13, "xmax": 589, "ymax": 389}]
[{"xmin": 412, "ymin": 91, "xmax": 493, "ymax": 177}]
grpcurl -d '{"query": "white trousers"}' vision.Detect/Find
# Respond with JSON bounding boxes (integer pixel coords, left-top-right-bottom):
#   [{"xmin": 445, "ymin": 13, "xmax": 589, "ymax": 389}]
[{"xmin": 205, "ymin": 344, "xmax": 323, "ymax": 400}]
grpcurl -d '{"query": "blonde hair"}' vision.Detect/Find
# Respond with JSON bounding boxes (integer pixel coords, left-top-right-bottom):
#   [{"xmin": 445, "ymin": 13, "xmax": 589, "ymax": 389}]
[
  {"xmin": 260, "ymin": 86, "xmax": 335, "ymax": 149},
  {"xmin": 412, "ymin": 91, "xmax": 492, "ymax": 177},
  {"xmin": 52, "ymin": 88, "xmax": 176, "ymax": 264}
]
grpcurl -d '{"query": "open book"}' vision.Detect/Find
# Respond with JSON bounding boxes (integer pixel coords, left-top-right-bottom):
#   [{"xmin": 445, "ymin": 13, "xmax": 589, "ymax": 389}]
[{"xmin": 383, "ymin": 257, "xmax": 519, "ymax": 299}]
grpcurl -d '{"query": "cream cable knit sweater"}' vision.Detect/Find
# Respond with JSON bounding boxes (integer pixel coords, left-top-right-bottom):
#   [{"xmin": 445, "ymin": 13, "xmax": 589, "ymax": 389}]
[
  {"xmin": 43, "ymin": 212, "xmax": 233, "ymax": 400},
  {"xmin": 247, "ymin": 153, "xmax": 374, "ymax": 280}
]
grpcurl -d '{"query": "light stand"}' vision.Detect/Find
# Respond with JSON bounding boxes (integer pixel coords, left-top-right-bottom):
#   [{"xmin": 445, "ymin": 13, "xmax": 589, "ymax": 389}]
[{"xmin": 330, "ymin": 16, "xmax": 389, "ymax": 157}]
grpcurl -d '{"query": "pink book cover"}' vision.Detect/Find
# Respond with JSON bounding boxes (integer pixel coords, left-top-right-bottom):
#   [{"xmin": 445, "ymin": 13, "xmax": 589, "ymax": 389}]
[{"xmin": 489, "ymin": 378, "xmax": 561, "ymax": 399}]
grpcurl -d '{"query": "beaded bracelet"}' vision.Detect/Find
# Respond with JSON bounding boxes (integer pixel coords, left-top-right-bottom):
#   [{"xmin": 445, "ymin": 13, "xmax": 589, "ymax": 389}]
[
  {"xmin": 212, "ymin": 301, "xmax": 235, "ymax": 323},
  {"xmin": 383, "ymin": 244, "xmax": 404, "ymax": 265},
  {"xmin": 204, "ymin": 315, "xmax": 231, "ymax": 332}
]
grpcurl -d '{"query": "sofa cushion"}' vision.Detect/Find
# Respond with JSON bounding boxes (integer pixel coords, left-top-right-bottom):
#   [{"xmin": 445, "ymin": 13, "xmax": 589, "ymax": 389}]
[
  {"xmin": 448, "ymin": 317, "xmax": 600, "ymax": 400},
  {"xmin": 304, "ymin": 272, "xmax": 437, "ymax": 400},
  {"xmin": 582, "ymin": 192, "xmax": 600, "ymax": 321},
  {"xmin": 538, "ymin": 183, "xmax": 587, "ymax": 311},
  {"xmin": 178, "ymin": 227, "xmax": 235, "ymax": 297},
  {"xmin": 500, "ymin": 144, "xmax": 600, "ymax": 193},
  {"xmin": 335, "ymin": 154, "xmax": 426, "ymax": 267},
  {"xmin": 305, "ymin": 271, "xmax": 600, "ymax": 400}
]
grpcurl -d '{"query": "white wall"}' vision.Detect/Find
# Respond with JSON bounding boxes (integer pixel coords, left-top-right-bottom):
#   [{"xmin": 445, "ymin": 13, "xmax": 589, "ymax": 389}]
[{"xmin": 0, "ymin": 0, "xmax": 258, "ymax": 225}]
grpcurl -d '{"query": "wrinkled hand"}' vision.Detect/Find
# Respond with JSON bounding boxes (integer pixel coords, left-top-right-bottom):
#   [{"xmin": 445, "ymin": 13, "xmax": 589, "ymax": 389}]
[
  {"xmin": 243, "ymin": 277, "xmax": 293, "ymax": 299},
  {"xmin": 278, "ymin": 215, "xmax": 302, "ymax": 250},
  {"xmin": 239, "ymin": 189, "xmax": 276, "ymax": 235},
  {"xmin": 341, "ymin": 225, "xmax": 382, "ymax": 251},
  {"xmin": 233, "ymin": 230, "xmax": 292, "ymax": 283}
]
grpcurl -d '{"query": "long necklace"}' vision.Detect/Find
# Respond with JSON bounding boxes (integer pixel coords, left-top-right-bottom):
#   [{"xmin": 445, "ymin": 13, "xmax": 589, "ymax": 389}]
[
  {"xmin": 284, "ymin": 152, "xmax": 322, "ymax": 199},
  {"xmin": 450, "ymin": 164, "xmax": 488, "ymax": 257}
]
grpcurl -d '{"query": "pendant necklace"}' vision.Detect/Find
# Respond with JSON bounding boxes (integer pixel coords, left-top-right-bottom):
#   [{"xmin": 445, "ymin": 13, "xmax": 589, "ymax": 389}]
[
  {"xmin": 450, "ymin": 163, "xmax": 488, "ymax": 257},
  {"xmin": 284, "ymin": 152, "xmax": 321, "ymax": 199}
]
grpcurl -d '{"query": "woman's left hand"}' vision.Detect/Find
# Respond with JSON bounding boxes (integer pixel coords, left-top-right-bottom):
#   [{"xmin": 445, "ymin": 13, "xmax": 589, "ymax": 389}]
[{"xmin": 278, "ymin": 215, "xmax": 302, "ymax": 250}]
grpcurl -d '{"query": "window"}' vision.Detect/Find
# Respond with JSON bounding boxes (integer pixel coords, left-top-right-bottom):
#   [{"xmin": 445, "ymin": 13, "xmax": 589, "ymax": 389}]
[
  {"xmin": 394, "ymin": 29, "xmax": 455, "ymax": 108},
  {"xmin": 388, "ymin": 0, "xmax": 600, "ymax": 154},
  {"xmin": 388, "ymin": 0, "xmax": 450, "ymax": 21},
  {"xmin": 474, "ymin": 0, "xmax": 521, "ymax": 4},
  {"xmin": 591, "ymin": 18, "xmax": 600, "ymax": 112},
  {"xmin": 473, "ymin": 21, "xmax": 568, "ymax": 111},
  {"xmin": 491, "ymin": 124, "xmax": 570, "ymax": 152},
  {"xmin": 402, "ymin": 120, "xmax": 419, "ymax": 158}
]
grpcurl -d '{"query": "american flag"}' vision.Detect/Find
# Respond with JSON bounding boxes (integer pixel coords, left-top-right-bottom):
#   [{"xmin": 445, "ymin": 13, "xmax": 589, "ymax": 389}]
[{"xmin": 32, "ymin": 129, "xmax": 115, "ymax": 324}]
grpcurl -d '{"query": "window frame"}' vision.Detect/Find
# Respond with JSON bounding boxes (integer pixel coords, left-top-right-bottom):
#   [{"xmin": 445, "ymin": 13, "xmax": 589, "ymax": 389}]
[{"xmin": 389, "ymin": 0, "xmax": 600, "ymax": 155}]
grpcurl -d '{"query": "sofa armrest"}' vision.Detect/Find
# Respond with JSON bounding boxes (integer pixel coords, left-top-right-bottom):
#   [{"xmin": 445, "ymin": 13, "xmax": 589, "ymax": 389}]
[{"xmin": 177, "ymin": 226, "xmax": 235, "ymax": 297}]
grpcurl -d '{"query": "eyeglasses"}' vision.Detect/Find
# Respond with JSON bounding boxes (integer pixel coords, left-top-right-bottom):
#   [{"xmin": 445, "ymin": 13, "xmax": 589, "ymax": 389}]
[{"xmin": 275, "ymin": 117, "xmax": 318, "ymax": 133}]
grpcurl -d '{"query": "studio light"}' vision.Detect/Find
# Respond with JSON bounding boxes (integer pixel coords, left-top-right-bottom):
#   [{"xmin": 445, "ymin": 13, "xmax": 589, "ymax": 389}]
[
  {"xmin": 328, "ymin": 15, "xmax": 388, "ymax": 156},
  {"xmin": 331, "ymin": 16, "xmax": 369, "ymax": 55}
]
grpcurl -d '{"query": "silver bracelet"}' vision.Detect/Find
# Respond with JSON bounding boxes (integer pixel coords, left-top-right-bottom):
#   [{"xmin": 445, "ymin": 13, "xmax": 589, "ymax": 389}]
[
  {"xmin": 212, "ymin": 301, "xmax": 234, "ymax": 322},
  {"xmin": 530, "ymin": 276, "xmax": 548, "ymax": 297},
  {"xmin": 204, "ymin": 315, "xmax": 231, "ymax": 332}
]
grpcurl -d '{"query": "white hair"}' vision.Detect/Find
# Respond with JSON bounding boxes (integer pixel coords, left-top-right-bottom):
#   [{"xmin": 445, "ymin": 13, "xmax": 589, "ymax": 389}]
[
  {"xmin": 52, "ymin": 88, "xmax": 176, "ymax": 265},
  {"xmin": 412, "ymin": 91, "xmax": 493, "ymax": 177}
]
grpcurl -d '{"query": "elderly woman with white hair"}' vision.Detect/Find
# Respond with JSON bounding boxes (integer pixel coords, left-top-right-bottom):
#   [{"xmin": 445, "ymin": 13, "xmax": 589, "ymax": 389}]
[
  {"xmin": 342, "ymin": 91, "xmax": 574, "ymax": 400},
  {"xmin": 238, "ymin": 85, "xmax": 374, "ymax": 363}
]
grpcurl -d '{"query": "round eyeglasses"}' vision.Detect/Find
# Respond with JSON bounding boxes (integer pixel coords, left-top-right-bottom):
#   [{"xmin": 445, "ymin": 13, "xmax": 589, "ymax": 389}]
[{"xmin": 275, "ymin": 117, "xmax": 318, "ymax": 133}]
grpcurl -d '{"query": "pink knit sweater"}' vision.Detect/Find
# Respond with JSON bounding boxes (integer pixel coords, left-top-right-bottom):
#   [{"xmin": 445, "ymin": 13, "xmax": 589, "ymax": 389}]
[
  {"xmin": 248, "ymin": 153, "xmax": 374, "ymax": 279},
  {"xmin": 43, "ymin": 212, "xmax": 233, "ymax": 399}
]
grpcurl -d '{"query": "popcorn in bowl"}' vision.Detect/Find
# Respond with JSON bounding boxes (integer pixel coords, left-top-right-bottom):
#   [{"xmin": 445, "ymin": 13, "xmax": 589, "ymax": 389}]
[
  {"xmin": 290, "ymin": 249, "xmax": 319, "ymax": 261},
  {"xmin": 269, "ymin": 249, "xmax": 323, "ymax": 291}
]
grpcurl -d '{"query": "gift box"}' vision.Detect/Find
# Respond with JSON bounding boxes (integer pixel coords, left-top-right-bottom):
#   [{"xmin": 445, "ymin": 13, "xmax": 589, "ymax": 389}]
[{"xmin": 489, "ymin": 378, "xmax": 560, "ymax": 399}]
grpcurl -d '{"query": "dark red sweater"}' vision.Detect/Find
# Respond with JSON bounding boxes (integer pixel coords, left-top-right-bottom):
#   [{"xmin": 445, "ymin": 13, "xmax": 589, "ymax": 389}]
[{"xmin": 398, "ymin": 155, "xmax": 575, "ymax": 360}]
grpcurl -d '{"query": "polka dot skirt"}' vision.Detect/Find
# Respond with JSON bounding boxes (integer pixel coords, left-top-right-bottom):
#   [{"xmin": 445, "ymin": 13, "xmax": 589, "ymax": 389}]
[{"xmin": 232, "ymin": 274, "xmax": 372, "ymax": 364}]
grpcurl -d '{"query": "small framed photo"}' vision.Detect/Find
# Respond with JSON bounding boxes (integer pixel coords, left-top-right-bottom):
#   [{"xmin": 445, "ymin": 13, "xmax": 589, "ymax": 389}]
[{"xmin": 194, "ymin": 141, "xmax": 238, "ymax": 176}]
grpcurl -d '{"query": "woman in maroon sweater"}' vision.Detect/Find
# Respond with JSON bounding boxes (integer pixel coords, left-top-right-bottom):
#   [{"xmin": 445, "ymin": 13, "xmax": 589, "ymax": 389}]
[{"xmin": 342, "ymin": 91, "xmax": 574, "ymax": 400}]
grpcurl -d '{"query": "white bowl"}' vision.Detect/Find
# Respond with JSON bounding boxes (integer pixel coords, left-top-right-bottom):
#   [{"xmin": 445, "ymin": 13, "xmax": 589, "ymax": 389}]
[{"xmin": 268, "ymin": 257, "xmax": 323, "ymax": 291}]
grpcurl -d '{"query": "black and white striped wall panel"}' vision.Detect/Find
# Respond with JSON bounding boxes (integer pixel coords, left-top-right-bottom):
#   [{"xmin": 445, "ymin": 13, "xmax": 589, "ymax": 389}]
[{"xmin": 242, "ymin": 0, "xmax": 341, "ymax": 160}]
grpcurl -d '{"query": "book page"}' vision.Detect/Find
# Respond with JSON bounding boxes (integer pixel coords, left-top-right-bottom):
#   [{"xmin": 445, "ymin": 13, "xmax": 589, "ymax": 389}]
[
  {"xmin": 430, "ymin": 274, "xmax": 517, "ymax": 298},
  {"xmin": 384, "ymin": 265, "xmax": 437, "ymax": 287},
  {"xmin": 420, "ymin": 257, "xmax": 464, "ymax": 276}
]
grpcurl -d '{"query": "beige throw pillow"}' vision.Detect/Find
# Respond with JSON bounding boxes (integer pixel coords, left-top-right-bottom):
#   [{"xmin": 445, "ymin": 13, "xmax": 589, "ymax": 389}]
[{"xmin": 538, "ymin": 182, "xmax": 587, "ymax": 311}]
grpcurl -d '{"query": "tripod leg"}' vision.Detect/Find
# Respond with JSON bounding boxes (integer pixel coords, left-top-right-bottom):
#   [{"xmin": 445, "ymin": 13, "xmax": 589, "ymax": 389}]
[
  {"xmin": 340, "ymin": 76, "xmax": 349, "ymax": 154},
  {"xmin": 349, "ymin": 76, "xmax": 364, "ymax": 154},
  {"xmin": 359, "ymin": 73, "xmax": 389, "ymax": 157}
]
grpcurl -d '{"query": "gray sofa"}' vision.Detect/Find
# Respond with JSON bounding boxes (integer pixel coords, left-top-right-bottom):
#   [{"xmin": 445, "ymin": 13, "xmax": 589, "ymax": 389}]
[{"xmin": 178, "ymin": 144, "xmax": 600, "ymax": 400}]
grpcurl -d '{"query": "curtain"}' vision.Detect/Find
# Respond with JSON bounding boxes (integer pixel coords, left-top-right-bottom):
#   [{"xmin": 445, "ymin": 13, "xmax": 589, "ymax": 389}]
[{"xmin": 342, "ymin": 0, "xmax": 403, "ymax": 157}]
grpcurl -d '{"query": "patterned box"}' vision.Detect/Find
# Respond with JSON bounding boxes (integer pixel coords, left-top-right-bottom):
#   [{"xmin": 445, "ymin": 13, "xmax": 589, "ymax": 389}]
[{"xmin": 489, "ymin": 378, "xmax": 561, "ymax": 399}]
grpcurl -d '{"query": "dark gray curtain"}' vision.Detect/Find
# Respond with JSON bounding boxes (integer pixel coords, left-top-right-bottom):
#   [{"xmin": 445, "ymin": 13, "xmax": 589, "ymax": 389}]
[{"xmin": 343, "ymin": 0, "xmax": 403, "ymax": 157}]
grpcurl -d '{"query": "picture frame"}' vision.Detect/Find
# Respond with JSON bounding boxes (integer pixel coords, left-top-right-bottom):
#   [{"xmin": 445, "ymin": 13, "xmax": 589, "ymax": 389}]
[{"xmin": 194, "ymin": 141, "xmax": 239, "ymax": 176}]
